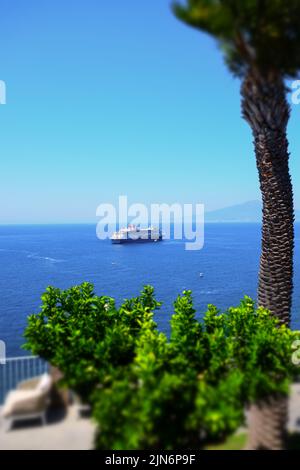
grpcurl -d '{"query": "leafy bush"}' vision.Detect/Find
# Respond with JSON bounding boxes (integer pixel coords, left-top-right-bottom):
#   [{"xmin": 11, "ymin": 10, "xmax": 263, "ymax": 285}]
[
  {"xmin": 24, "ymin": 283, "xmax": 161, "ymax": 401},
  {"xmin": 24, "ymin": 283, "xmax": 300, "ymax": 449}
]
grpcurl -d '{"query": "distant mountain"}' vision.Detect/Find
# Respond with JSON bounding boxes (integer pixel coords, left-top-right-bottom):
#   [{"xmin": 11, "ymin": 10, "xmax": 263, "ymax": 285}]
[{"xmin": 206, "ymin": 201, "xmax": 300, "ymax": 223}]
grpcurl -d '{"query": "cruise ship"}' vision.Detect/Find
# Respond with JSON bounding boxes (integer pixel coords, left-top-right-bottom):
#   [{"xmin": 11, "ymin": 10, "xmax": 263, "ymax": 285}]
[{"xmin": 111, "ymin": 225, "xmax": 163, "ymax": 244}]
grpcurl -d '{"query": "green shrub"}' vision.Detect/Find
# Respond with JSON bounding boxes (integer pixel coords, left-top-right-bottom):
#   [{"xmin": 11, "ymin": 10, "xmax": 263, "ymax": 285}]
[
  {"xmin": 23, "ymin": 283, "xmax": 161, "ymax": 401},
  {"xmin": 24, "ymin": 283, "xmax": 300, "ymax": 449}
]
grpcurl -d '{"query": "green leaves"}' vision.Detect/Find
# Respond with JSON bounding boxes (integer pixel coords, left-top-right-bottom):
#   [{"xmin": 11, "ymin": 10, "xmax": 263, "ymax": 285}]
[
  {"xmin": 173, "ymin": 1, "xmax": 300, "ymax": 78},
  {"xmin": 24, "ymin": 283, "xmax": 160, "ymax": 401},
  {"xmin": 24, "ymin": 285, "xmax": 300, "ymax": 449}
]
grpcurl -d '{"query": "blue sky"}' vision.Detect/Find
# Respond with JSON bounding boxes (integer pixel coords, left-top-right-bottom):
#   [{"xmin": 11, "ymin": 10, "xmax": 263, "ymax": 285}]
[{"xmin": 0, "ymin": 0, "xmax": 299, "ymax": 223}]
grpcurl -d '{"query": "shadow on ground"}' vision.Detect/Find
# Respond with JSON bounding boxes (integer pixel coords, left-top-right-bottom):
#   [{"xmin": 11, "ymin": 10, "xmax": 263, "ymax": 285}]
[{"xmin": 11, "ymin": 407, "xmax": 67, "ymax": 431}]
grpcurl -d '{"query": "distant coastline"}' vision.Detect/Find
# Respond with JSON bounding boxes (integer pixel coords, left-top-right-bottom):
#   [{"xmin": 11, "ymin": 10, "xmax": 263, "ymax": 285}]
[{"xmin": 206, "ymin": 201, "xmax": 300, "ymax": 224}]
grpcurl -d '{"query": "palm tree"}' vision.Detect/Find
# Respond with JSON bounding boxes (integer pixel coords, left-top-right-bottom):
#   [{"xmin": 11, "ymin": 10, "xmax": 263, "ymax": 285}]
[{"xmin": 173, "ymin": 0, "xmax": 299, "ymax": 449}]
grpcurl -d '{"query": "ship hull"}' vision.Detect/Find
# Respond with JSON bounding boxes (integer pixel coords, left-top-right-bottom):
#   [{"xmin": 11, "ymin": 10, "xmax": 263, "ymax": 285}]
[
  {"xmin": 111, "ymin": 236, "xmax": 163, "ymax": 245},
  {"xmin": 111, "ymin": 226, "xmax": 163, "ymax": 244}
]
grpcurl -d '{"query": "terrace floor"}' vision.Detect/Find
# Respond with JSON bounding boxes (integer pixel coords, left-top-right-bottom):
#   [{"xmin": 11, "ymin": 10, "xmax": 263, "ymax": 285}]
[
  {"xmin": 0, "ymin": 385, "xmax": 300, "ymax": 450},
  {"xmin": 0, "ymin": 405, "xmax": 96, "ymax": 450}
]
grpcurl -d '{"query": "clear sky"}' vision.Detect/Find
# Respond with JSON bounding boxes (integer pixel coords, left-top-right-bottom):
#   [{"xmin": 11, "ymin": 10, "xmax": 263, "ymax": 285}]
[{"xmin": 0, "ymin": 0, "xmax": 299, "ymax": 223}]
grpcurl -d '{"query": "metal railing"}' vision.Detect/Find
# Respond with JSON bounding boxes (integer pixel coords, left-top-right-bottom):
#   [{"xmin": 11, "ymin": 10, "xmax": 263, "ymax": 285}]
[{"xmin": 0, "ymin": 356, "xmax": 49, "ymax": 405}]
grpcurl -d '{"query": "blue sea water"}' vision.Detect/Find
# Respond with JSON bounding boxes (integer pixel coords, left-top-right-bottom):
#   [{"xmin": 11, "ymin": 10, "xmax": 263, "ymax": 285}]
[{"xmin": 0, "ymin": 223, "xmax": 299, "ymax": 357}]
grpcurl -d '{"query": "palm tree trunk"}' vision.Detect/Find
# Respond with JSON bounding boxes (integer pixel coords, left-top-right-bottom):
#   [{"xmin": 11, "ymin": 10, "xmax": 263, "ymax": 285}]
[
  {"xmin": 246, "ymin": 396, "xmax": 288, "ymax": 450},
  {"xmin": 241, "ymin": 72, "xmax": 294, "ymax": 450}
]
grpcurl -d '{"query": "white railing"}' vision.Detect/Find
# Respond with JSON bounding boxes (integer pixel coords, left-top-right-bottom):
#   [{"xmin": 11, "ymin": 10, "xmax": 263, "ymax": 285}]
[{"xmin": 0, "ymin": 356, "xmax": 49, "ymax": 405}]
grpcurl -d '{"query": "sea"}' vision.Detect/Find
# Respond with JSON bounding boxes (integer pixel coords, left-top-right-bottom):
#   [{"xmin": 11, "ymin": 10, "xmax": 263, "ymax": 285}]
[{"xmin": 0, "ymin": 223, "xmax": 299, "ymax": 357}]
